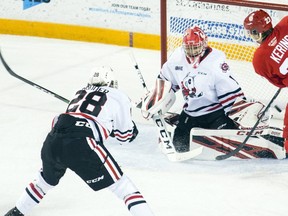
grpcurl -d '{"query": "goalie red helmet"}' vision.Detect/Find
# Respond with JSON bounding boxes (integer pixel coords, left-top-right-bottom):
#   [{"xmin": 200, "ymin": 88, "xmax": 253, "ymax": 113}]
[
  {"xmin": 89, "ymin": 66, "xmax": 118, "ymax": 88},
  {"xmin": 182, "ymin": 26, "xmax": 208, "ymax": 68},
  {"xmin": 243, "ymin": 9, "xmax": 273, "ymax": 43}
]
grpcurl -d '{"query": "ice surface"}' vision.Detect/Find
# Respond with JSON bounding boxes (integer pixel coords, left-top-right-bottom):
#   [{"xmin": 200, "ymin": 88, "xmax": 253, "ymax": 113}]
[{"xmin": 1, "ymin": 35, "xmax": 288, "ymax": 216}]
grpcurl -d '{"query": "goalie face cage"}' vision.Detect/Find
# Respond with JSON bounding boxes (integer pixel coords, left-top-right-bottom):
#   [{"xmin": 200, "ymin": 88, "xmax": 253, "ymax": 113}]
[{"xmin": 160, "ymin": 0, "xmax": 288, "ymax": 111}]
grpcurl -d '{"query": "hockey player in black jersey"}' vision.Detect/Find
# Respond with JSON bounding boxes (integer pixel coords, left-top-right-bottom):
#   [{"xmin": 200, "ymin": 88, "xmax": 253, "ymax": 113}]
[{"xmin": 4, "ymin": 66, "xmax": 155, "ymax": 216}]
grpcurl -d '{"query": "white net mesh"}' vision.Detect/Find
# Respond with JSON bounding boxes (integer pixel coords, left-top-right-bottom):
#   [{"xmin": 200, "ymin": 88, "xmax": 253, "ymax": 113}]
[{"xmin": 166, "ymin": 1, "xmax": 288, "ymax": 113}]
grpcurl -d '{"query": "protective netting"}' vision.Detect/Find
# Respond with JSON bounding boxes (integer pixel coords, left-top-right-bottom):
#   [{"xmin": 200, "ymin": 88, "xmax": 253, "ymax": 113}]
[
  {"xmin": 166, "ymin": 1, "xmax": 288, "ymax": 114},
  {"xmin": 168, "ymin": 17, "xmax": 256, "ymax": 62}
]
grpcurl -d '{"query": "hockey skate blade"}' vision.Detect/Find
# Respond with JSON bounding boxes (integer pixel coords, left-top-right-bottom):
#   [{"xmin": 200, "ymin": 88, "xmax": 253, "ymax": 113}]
[{"xmin": 166, "ymin": 147, "xmax": 203, "ymax": 162}]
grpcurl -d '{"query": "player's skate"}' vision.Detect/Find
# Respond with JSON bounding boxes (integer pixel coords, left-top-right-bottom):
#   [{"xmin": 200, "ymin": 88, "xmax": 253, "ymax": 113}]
[{"xmin": 4, "ymin": 207, "xmax": 24, "ymax": 216}]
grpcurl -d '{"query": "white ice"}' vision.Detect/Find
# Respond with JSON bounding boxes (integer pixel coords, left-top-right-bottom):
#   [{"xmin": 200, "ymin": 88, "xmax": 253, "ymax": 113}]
[{"xmin": 1, "ymin": 35, "xmax": 288, "ymax": 216}]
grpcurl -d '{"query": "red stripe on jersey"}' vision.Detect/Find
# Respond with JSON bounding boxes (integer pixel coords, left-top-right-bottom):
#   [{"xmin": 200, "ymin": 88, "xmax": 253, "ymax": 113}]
[
  {"xmin": 207, "ymin": 103, "xmax": 222, "ymax": 111},
  {"xmin": 220, "ymin": 93, "xmax": 244, "ymax": 106},
  {"xmin": 114, "ymin": 132, "xmax": 132, "ymax": 139},
  {"xmin": 208, "ymin": 93, "xmax": 244, "ymax": 111},
  {"xmin": 29, "ymin": 183, "xmax": 43, "ymax": 199}
]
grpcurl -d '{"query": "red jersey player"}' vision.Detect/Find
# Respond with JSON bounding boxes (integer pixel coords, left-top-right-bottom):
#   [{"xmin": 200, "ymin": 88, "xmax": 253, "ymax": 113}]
[{"xmin": 243, "ymin": 9, "xmax": 288, "ymax": 157}]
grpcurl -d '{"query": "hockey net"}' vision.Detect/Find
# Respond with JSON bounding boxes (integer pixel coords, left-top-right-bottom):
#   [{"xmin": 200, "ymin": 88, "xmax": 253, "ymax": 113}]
[{"xmin": 162, "ymin": 0, "xmax": 288, "ymax": 117}]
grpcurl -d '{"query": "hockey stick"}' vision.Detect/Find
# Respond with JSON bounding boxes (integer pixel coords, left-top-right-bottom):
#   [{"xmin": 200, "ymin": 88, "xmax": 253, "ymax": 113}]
[
  {"xmin": 129, "ymin": 51, "xmax": 202, "ymax": 161},
  {"xmin": 216, "ymin": 88, "xmax": 282, "ymax": 160},
  {"xmin": 129, "ymin": 52, "xmax": 149, "ymax": 93},
  {"xmin": 0, "ymin": 49, "xmax": 70, "ymax": 104}
]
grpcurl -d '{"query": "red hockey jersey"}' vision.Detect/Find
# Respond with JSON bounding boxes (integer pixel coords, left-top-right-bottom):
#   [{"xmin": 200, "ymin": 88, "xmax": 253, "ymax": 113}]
[{"xmin": 252, "ymin": 16, "xmax": 288, "ymax": 88}]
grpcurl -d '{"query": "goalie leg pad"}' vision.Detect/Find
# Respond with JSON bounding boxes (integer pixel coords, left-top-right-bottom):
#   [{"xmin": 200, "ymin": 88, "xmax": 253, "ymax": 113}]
[{"xmin": 284, "ymin": 104, "xmax": 288, "ymax": 155}]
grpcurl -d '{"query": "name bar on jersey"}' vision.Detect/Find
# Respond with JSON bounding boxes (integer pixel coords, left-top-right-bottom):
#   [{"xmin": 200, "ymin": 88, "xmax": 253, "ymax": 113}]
[{"xmin": 270, "ymin": 35, "xmax": 288, "ymax": 64}]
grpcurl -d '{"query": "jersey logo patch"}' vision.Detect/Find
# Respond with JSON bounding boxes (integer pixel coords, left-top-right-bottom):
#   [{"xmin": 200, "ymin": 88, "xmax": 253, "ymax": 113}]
[
  {"xmin": 181, "ymin": 75, "xmax": 203, "ymax": 99},
  {"xmin": 221, "ymin": 63, "xmax": 229, "ymax": 72}
]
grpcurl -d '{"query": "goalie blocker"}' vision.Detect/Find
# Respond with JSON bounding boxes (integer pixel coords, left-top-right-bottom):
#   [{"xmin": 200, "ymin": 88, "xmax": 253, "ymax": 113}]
[{"xmin": 141, "ymin": 79, "xmax": 176, "ymax": 119}]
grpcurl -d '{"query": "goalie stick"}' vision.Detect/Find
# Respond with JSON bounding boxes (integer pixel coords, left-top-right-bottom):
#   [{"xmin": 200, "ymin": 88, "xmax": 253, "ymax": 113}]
[
  {"xmin": 129, "ymin": 52, "xmax": 149, "ymax": 93},
  {"xmin": 216, "ymin": 88, "xmax": 282, "ymax": 161},
  {"xmin": 0, "ymin": 49, "xmax": 70, "ymax": 104},
  {"xmin": 130, "ymin": 51, "xmax": 203, "ymax": 161}
]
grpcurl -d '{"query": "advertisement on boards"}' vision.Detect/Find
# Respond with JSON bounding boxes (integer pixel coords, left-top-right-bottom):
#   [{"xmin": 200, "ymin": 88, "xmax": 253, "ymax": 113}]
[{"xmin": 1, "ymin": 0, "xmax": 160, "ymax": 34}]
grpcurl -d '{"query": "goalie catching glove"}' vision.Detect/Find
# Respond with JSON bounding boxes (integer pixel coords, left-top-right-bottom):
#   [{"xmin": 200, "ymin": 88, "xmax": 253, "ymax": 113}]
[{"xmin": 141, "ymin": 79, "xmax": 176, "ymax": 119}]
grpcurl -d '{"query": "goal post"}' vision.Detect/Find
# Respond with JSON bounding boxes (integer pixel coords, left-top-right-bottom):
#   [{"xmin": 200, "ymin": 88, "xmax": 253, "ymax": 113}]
[{"xmin": 160, "ymin": 0, "xmax": 288, "ymax": 111}]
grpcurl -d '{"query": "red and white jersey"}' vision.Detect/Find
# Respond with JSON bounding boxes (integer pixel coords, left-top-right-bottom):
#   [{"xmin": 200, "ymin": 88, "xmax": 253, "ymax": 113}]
[
  {"xmin": 159, "ymin": 46, "xmax": 245, "ymax": 117},
  {"xmin": 65, "ymin": 85, "xmax": 135, "ymax": 144},
  {"xmin": 253, "ymin": 16, "xmax": 288, "ymax": 88}
]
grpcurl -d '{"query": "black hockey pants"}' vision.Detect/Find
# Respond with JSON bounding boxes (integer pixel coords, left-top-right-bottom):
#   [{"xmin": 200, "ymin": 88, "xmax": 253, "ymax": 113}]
[
  {"xmin": 173, "ymin": 109, "xmax": 238, "ymax": 152},
  {"xmin": 41, "ymin": 114, "xmax": 123, "ymax": 191}
]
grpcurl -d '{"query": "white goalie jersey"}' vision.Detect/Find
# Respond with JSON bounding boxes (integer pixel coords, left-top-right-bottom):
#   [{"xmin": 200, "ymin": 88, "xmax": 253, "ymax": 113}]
[{"xmin": 159, "ymin": 46, "xmax": 245, "ymax": 117}]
